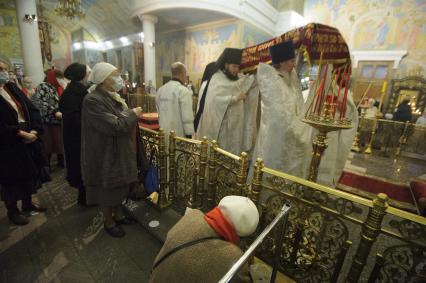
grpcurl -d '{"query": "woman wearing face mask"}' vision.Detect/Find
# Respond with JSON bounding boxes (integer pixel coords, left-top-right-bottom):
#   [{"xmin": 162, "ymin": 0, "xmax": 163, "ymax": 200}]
[
  {"xmin": 81, "ymin": 62, "xmax": 142, "ymax": 237},
  {"xmin": 0, "ymin": 61, "xmax": 47, "ymax": 225},
  {"xmin": 21, "ymin": 76, "xmax": 35, "ymax": 98},
  {"xmin": 59, "ymin": 63, "xmax": 89, "ymax": 206},
  {"xmin": 32, "ymin": 69, "xmax": 65, "ymax": 168}
]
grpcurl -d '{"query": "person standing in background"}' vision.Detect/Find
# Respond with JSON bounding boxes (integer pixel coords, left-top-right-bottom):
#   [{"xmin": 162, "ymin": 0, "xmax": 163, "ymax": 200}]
[
  {"xmin": 0, "ymin": 61, "xmax": 47, "ymax": 225},
  {"xmin": 32, "ymin": 69, "xmax": 65, "ymax": 169},
  {"xmin": 156, "ymin": 62, "xmax": 195, "ymax": 139},
  {"xmin": 59, "ymin": 63, "xmax": 89, "ymax": 206},
  {"xmin": 393, "ymin": 99, "xmax": 412, "ymax": 123},
  {"xmin": 21, "ymin": 76, "xmax": 36, "ymax": 98}
]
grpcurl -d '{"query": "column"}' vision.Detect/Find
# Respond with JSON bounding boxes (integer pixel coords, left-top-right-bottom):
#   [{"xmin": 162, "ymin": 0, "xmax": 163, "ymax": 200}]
[
  {"xmin": 15, "ymin": 0, "xmax": 45, "ymax": 85},
  {"xmin": 140, "ymin": 14, "xmax": 158, "ymax": 88}
]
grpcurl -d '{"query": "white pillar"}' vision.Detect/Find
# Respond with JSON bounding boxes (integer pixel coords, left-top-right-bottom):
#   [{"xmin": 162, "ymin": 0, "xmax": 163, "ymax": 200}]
[
  {"xmin": 15, "ymin": 0, "xmax": 44, "ymax": 85},
  {"xmin": 140, "ymin": 14, "xmax": 158, "ymax": 88}
]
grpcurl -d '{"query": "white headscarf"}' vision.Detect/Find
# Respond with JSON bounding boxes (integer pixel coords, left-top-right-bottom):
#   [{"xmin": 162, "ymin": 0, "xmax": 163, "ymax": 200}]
[{"xmin": 88, "ymin": 62, "xmax": 117, "ymax": 93}]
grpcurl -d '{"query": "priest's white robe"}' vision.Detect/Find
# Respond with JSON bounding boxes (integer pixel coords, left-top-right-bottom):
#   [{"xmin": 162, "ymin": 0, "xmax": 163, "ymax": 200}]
[
  {"xmin": 196, "ymin": 70, "xmax": 255, "ymax": 155},
  {"xmin": 249, "ymin": 63, "xmax": 311, "ymax": 178}
]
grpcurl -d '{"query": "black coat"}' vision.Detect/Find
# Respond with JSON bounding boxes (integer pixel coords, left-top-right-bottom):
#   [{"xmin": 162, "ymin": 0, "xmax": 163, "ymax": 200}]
[
  {"xmin": 393, "ymin": 103, "xmax": 412, "ymax": 123},
  {"xmin": 59, "ymin": 81, "xmax": 88, "ymax": 187},
  {"xmin": 0, "ymin": 82, "xmax": 44, "ymax": 186}
]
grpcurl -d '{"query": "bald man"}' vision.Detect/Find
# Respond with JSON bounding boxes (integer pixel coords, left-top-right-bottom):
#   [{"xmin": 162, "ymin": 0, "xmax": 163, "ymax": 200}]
[{"xmin": 156, "ymin": 62, "xmax": 194, "ymax": 139}]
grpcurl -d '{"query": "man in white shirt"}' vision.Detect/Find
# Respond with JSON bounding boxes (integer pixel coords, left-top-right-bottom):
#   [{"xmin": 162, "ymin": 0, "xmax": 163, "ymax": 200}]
[{"xmin": 156, "ymin": 62, "xmax": 194, "ymax": 139}]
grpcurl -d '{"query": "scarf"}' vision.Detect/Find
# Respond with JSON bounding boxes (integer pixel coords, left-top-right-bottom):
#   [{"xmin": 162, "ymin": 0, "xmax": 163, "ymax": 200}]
[
  {"xmin": 108, "ymin": 91, "xmax": 128, "ymax": 110},
  {"xmin": 204, "ymin": 207, "xmax": 239, "ymax": 245}
]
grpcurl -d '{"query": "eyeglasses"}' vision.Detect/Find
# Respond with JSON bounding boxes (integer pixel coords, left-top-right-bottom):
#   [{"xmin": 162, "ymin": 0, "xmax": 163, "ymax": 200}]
[{"xmin": 0, "ymin": 66, "xmax": 8, "ymax": 72}]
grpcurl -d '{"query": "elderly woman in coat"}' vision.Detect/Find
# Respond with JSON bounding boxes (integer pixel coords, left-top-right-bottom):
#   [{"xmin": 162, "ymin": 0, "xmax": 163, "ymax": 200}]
[
  {"xmin": 0, "ymin": 61, "xmax": 47, "ymax": 225},
  {"xmin": 81, "ymin": 62, "xmax": 142, "ymax": 238},
  {"xmin": 150, "ymin": 195, "xmax": 259, "ymax": 283}
]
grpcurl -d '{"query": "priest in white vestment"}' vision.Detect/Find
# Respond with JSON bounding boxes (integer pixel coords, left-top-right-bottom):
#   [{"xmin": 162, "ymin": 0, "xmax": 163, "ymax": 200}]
[
  {"xmin": 250, "ymin": 41, "xmax": 311, "ymax": 179},
  {"xmin": 196, "ymin": 48, "xmax": 255, "ymax": 155},
  {"xmin": 156, "ymin": 62, "xmax": 194, "ymax": 140}
]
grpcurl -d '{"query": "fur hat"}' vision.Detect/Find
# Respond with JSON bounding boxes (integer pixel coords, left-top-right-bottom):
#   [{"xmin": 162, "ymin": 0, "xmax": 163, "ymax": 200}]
[
  {"xmin": 64, "ymin": 63, "xmax": 86, "ymax": 82},
  {"xmin": 216, "ymin": 48, "xmax": 243, "ymax": 69},
  {"xmin": 269, "ymin": 40, "xmax": 295, "ymax": 65}
]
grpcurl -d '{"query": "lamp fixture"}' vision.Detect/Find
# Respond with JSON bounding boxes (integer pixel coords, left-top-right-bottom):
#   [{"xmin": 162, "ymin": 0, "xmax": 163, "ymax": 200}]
[
  {"xmin": 55, "ymin": 0, "xmax": 85, "ymax": 20},
  {"xmin": 23, "ymin": 14, "xmax": 37, "ymax": 23}
]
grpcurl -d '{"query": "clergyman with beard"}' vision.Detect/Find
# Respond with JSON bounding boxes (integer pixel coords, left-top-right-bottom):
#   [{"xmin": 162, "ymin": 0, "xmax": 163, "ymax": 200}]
[{"xmin": 196, "ymin": 48, "xmax": 254, "ymax": 155}]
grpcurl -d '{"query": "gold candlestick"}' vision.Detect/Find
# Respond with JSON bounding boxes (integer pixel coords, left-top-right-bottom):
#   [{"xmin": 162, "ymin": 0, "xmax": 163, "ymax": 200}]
[
  {"xmin": 364, "ymin": 112, "xmax": 382, "ymax": 154},
  {"xmin": 303, "ymin": 101, "xmax": 352, "ymax": 182}
]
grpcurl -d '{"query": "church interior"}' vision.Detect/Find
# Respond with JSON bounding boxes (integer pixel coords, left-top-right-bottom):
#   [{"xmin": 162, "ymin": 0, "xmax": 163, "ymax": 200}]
[{"xmin": 0, "ymin": 0, "xmax": 425, "ymax": 282}]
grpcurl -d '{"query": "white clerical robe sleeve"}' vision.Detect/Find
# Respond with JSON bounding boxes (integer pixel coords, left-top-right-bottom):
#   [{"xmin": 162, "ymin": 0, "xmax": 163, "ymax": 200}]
[
  {"xmin": 243, "ymin": 78, "xmax": 260, "ymax": 153},
  {"xmin": 179, "ymin": 88, "xmax": 195, "ymax": 135}
]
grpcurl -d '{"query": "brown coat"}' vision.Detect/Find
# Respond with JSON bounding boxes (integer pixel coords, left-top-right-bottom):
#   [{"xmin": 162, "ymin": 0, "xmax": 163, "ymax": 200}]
[
  {"xmin": 149, "ymin": 209, "xmax": 251, "ymax": 283},
  {"xmin": 81, "ymin": 89, "xmax": 138, "ymax": 188}
]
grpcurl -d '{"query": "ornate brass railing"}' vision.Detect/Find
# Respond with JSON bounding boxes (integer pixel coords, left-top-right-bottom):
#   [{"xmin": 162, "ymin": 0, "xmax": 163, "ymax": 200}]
[
  {"xmin": 138, "ymin": 128, "xmax": 426, "ymax": 282},
  {"xmin": 169, "ymin": 131, "xmax": 208, "ymax": 213},
  {"xmin": 249, "ymin": 159, "xmax": 426, "ymax": 283},
  {"xmin": 139, "ymin": 127, "xmax": 169, "ymax": 208},
  {"xmin": 206, "ymin": 141, "xmax": 249, "ymax": 210},
  {"xmin": 140, "ymin": 93, "xmax": 157, "ymax": 113},
  {"xmin": 356, "ymin": 118, "xmax": 426, "ymax": 157}
]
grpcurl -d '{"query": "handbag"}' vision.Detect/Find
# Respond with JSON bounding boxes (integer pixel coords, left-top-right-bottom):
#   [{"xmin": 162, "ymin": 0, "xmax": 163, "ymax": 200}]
[{"xmin": 144, "ymin": 147, "xmax": 159, "ymax": 194}]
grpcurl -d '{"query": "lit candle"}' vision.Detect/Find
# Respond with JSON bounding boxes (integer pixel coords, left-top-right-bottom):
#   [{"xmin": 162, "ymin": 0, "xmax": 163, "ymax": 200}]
[
  {"xmin": 340, "ymin": 69, "xmax": 351, "ymax": 119},
  {"xmin": 316, "ymin": 63, "xmax": 329, "ymax": 114},
  {"xmin": 333, "ymin": 66, "xmax": 343, "ymax": 117}
]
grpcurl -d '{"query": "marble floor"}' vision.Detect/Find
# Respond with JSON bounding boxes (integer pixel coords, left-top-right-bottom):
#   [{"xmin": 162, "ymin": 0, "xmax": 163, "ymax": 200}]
[
  {"xmin": 345, "ymin": 152, "xmax": 426, "ymax": 184},
  {"xmin": 0, "ymin": 169, "xmax": 161, "ymax": 283}
]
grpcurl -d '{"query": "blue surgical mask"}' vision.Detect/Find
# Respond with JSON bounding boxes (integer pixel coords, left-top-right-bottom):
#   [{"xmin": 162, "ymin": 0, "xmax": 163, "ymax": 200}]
[
  {"xmin": 112, "ymin": 76, "xmax": 123, "ymax": 92},
  {"xmin": 0, "ymin": 71, "xmax": 9, "ymax": 85}
]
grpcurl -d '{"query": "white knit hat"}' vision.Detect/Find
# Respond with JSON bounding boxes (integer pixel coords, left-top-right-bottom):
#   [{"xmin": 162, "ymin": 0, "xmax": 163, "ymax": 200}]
[
  {"xmin": 218, "ymin": 196, "xmax": 259, "ymax": 237},
  {"xmin": 87, "ymin": 62, "xmax": 117, "ymax": 93}
]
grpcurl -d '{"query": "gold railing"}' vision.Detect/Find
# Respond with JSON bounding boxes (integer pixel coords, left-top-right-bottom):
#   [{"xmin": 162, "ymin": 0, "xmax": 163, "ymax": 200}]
[
  {"xmin": 139, "ymin": 92, "xmax": 157, "ymax": 113},
  {"xmin": 249, "ymin": 159, "xmax": 426, "ymax": 282},
  {"xmin": 356, "ymin": 118, "xmax": 426, "ymax": 157},
  {"xmin": 138, "ymin": 128, "xmax": 426, "ymax": 282},
  {"xmin": 168, "ymin": 132, "xmax": 208, "ymax": 212},
  {"xmin": 139, "ymin": 127, "xmax": 169, "ymax": 208},
  {"xmin": 206, "ymin": 141, "xmax": 249, "ymax": 210}
]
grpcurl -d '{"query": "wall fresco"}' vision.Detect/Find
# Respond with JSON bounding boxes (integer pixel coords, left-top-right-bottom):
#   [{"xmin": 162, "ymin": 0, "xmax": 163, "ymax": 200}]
[{"xmin": 305, "ymin": 0, "xmax": 426, "ymax": 75}]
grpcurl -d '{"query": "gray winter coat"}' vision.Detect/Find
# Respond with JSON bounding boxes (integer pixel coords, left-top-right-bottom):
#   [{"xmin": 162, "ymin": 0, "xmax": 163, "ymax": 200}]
[{"xmin": 81, "ymin": 88, "xmax": 138, "ymax": 188}]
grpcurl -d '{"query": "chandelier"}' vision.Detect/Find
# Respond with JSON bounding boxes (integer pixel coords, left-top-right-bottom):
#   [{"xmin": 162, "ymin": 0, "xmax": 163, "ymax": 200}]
[{"xmin": 55, "ymin": 0, "xmax": 85, "ymax": 20}]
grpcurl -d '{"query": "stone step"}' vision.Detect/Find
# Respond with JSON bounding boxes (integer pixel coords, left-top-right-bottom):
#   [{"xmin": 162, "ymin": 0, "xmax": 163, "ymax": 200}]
[{"xmin": 124, "ymin": 200, "xmax": 182, "ymax": 243}]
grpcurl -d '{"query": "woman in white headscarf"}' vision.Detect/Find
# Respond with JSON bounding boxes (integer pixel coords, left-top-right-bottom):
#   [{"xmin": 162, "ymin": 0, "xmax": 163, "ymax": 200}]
[{"xmin": 81, "ymin": 62, "xmax": 142, "ymax": 238}]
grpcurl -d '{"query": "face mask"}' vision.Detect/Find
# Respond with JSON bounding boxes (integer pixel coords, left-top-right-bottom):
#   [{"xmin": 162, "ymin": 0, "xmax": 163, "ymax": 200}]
[
  {"xmin": 0, "ymin": 71, "xmax": 9, "ymax": 85},
  {"xmin": 112, "ymin": 76, "xmax": 123, "ymax": 92}
]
